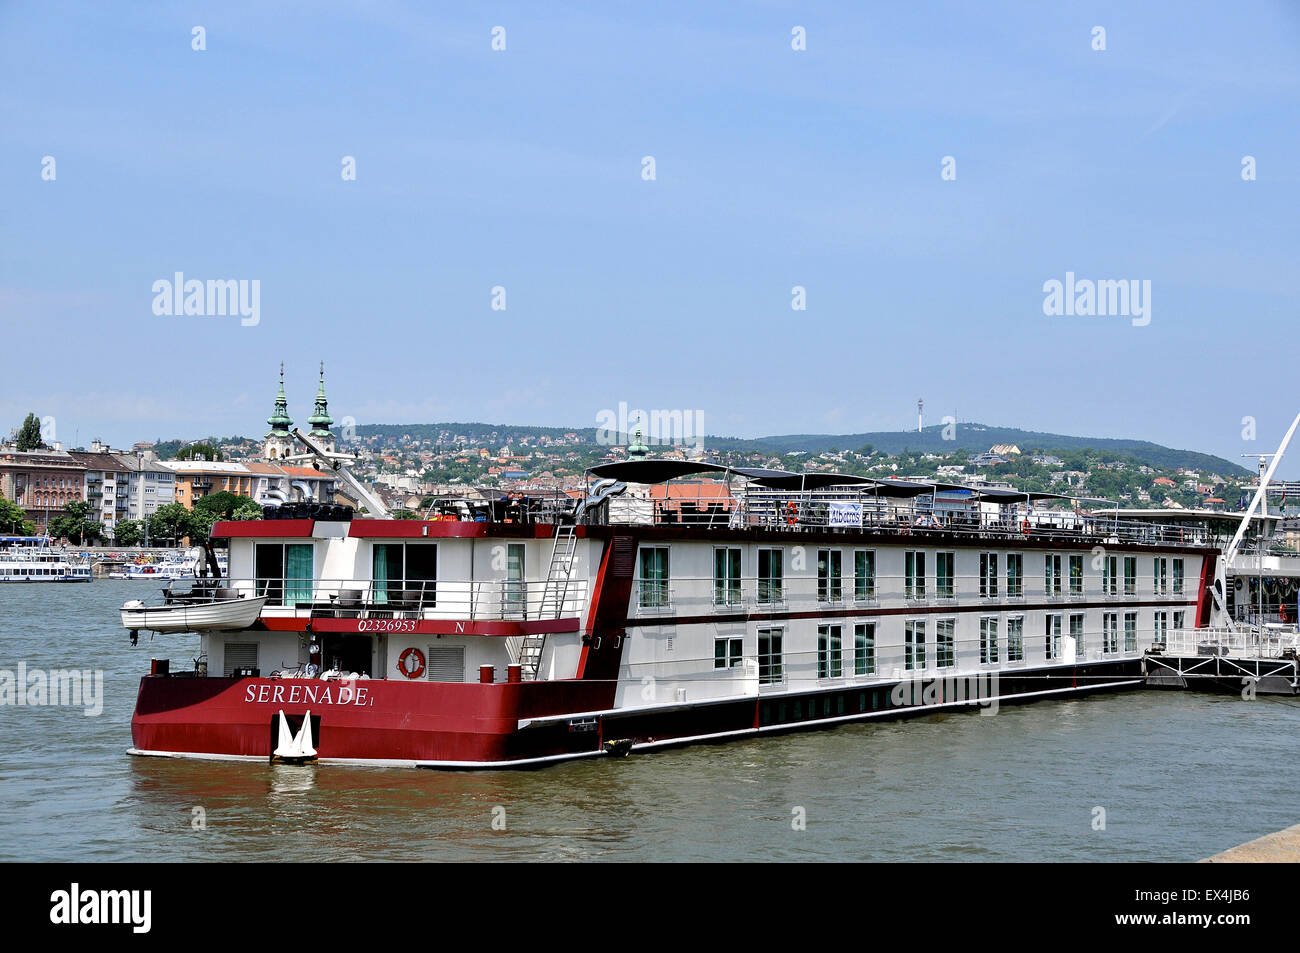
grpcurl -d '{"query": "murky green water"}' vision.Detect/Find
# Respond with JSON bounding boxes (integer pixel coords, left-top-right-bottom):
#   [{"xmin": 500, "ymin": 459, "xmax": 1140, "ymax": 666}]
[{"xmin": 2, "ymin": 581, "xmax": 1297, "ymax": 861}]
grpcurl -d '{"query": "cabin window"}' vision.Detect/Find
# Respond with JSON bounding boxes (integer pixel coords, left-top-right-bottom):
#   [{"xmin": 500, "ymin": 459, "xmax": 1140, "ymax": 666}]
[
  {"xmin": 1044, "ymin": 554, "xmax": 1062, "ymax": 597},
  {"xmin": 758, "ymin": 627, "xmax": 784, "ymax": 684},
  {"xmin": 1153, "ymin": 557, "xmax": 1168, "ymax": 595},
  {"xmin": 936, "ymin": 618, "xmax": 955, "ymax": 668},
  {"xmin": 817, "ymin": 624, "xmax": 843, "ymax": 678},
  {"xmin": 980, "ymin": 617, "xmax": 999, "ymax": 664},
  {"xmin": 713, "ymin": 548, "xmax": 742, "ymax": 606},
  {"xmin": 638, "ymin": 547, "xmax": 671, "ymax": 608},
  {"xmin": 905, "ymin": 551, "xmax": 926, "ymax": 601},
  {"xmin": 1102, "ymin": 612, "xmax": 1119, "ymax": 654},
  {"xmin": 1153, "ymin": 611, "xmax": 1168, "ymax": 647},
  {"xmin": 1103, "ymin": 555, "xmax": 1118, "ymax": 596},
  {"xmin": 936, "ymin": 552, "xmax": 955, "ymax": 599},
  {"xmin": 854, "ymin": 622, "xmax": 876, "ymax": 676},
  {"xmin": 1068, "ymin": 554, "xmax": 1084, "ymax": 596},
  {"xmin": 979, "ymin": 552, "xmax": 997, "ymax": 598},
  {"xmin": 1173, "ymin": 610, "xmax": 1185, "ymax": 631},
  {"xmin": 713, "ymin": 636, "xmax": 744, "ymax": 669},
  {"xmin": 1045, "ymin": 614, "xmax": 1062, "ymax": 660},
  {"xmin": 372, "ymin": 542, "xmax": 437, "ymax": 607},
  {"xmin": 1172, "ymin": 559, "xmax": 1185, "ymax": 595},
  {"xmin": 854, "ymin": 550, "xmax": 876, "ymax": 602},
  {"xmin": 1007, "ymin": 617, "xmax": 1024, "ymax": 662},
  {"xmin": 254, "ymin": 542, "xmax": 315, "ymax": 607},
  {"xmin": 1124, "ymin": 611, "xmax": 1138, "ymax": 652},
  {"xmin": 818, "ymin": 549, "xmax": 843, "ymax": 603},
  {"xmin": 1123, "ymin": 557, "xmax": 1137, "ymax": 596},
  {"xmin": 1070, "ymin": 613, "xmax": 1086, "ymax": 658},
  {"xmin": 1005, "ymin": 553, "xmax": 1022, "ymax": 598},
  {"xmin": 905, "ymin": 620, "xmax": 926, "ymax": 671},
  {"xmin": 757, "ymin": 548, "xmax": 784, "ymax": 605}
]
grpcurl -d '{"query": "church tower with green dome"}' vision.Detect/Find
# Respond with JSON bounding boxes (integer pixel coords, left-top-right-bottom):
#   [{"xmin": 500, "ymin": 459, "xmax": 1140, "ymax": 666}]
[
  {"xmin": 264, "ymin": 363, "xmax": 294, "ymax": 462},
  {"xmin": 307, "ymin": 362, "xmax": 336, "ymax": 453}
]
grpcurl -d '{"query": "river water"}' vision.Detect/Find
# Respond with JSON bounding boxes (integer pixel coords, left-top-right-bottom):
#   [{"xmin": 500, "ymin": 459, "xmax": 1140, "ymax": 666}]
[{"xmin": 2, "ymin": 580, "xmax": 1297, "ymax": 862}]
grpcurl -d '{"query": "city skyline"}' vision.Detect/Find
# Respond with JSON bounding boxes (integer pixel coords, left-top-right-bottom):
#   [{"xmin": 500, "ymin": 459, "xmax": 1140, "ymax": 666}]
[{"xmin": 4, "ymin": 2, "xmax": 1299, "ymax": 472}]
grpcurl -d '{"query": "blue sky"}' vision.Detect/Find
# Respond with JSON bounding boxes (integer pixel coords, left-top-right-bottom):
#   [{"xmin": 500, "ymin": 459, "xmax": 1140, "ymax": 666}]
[{"xmin": 3, "ymin": 2, "xmax": 1299, "ymax": 472}]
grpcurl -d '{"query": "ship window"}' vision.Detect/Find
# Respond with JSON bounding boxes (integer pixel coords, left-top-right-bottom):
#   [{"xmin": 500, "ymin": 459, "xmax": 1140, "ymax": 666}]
[
  {"xmin": 1172, "ymin": 559, "xmax": 1185, "ymax": 594},
  {"xmin": 1153, "ymin": 611, "xmax": 1168, "ymax": 647},
  {"xmin": 935, "ymin": 552, "xmax": 955, "ymax": 599},
  {"xmin": 1044, "ymin": 554, "xmax": 1062, "ymax": 596},
  {"xmin": 1045, "ymin": 614, "xmax": 1062, "ymax": 660},
  {"xmin": 818, "ymin": 549, "xmax": 843, "ymax": 603},
  {"xmin": 854, "ymin": 622, "xmax": 876, "ymax": 676},
  {"xmin": 757, "ymin": 627, "xmax": 784, "ymax": 684},
  {"xmin": 1007, "ymin": 617, "xmax": 1024, "ymax": 662},
  {"xmin": 757, "ymin": 548, "xmax": 783, "ymax": 604},
  {"xmin": 425, "ymin": 645, "xmax": 465, "ymax": 682},
  {"xmin": 1102, "ymin": 613, "xmax": 1119, "ymax": 654},
  {"xmin": 936, "ymin": 618, "xmax": 955, "ymax": 668},
  {"xmin": 638, "ymin": 547, "xmax": 670, "ymax": 608},
  {"xmin": 713, "ymin": 548, "xmax": 741, "ymax": 606},
  {"xmin": 1154, "ymin": 557, "xmax": 1168, "ymax": 595},
  {"xmin": 1070, "ymin": 613, "xmax": 1086, "ymax": 658},
  {"xmin": 1102, "ymin": 556, "xmax": 1118, "ymax": 595},
  {"xmin": 905, "ymin": 619, "xmax": 926, "ymax": 671},
  {"xmin": 254, "ymin": 542, "xmax": 314, "ymax": 607},
  {"xmin": 1006, "ymin": 553, "xmax": 1023, "ymax": 597},
  {"xmin": 817, "ymin": 624, "xmax": 842, "ymax": 678},
  {"xmin": 854, "ymin": 550, "xmax": 876, "ymax": 602},
  {"xmin": 713, "ymin": 636, "xmax": 743, "ymax": 669},
  {"xmin": 1123, "ymin": 557, "xmax": 1137, "ymax": 596},
  {"xmin": 1124, "ymin": 611, "xmax": 1138, "ymax": 652},
  {"xmin": 904, "ymin": 551, "xmax": 925, "ymax": 600},
  {"xmin": 980, "ymin": 617, "xmax": 999, "ymax": 664},
  {"xmin": 980, "ymin": 553, "xmax": 999, "ymax": 598},
  {"xmin": 372, "ymin": 542, "xmax": 437, "ymax": 607},
  {"xmin": 1068, "ymin": 554, "xmax": 1084, "ymax": 596}
]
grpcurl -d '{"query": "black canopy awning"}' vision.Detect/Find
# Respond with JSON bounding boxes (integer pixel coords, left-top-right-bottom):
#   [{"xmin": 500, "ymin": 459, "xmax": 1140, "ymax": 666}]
[{"xmin": 586, "ymin": 460, "xmax": 733, "ymax": 484}]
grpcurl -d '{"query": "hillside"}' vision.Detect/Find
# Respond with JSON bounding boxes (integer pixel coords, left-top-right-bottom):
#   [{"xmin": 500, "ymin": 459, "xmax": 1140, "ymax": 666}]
[{"xmin": 354, "ymin": 421, "xmax": 1249, "ymax": 477}]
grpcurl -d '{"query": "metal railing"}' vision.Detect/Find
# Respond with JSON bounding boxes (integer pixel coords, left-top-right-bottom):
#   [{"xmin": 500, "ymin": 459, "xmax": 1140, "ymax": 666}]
[
  {"xmin": 213, "ymin": 576, "xmax": 588, "ymax": 621},
  {"xmin": 1164, "ymin": 626, "xmax": 1300, "ymax": 659}
]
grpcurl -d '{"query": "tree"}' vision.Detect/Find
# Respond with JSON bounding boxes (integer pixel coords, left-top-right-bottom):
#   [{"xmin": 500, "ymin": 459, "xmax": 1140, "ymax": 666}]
[
  {"xmin": 189, "ymin": 492, "xmax": 260, "ymax": 542},
  {"xmin": 174, "ymin": 443, "xmax": 223, "ymax": 462},
  {"xmin": 146, "ymin": 503, "xmax": 193, "ymax": 546},
  {"xmin": 114, "ymin": 519, "xmax": 144, "ymax": 547},
  {"xmin": 15, "ymin": 413, "xmax": 43, "ymax": 452},
  {"xmin": 48, "ymin": 500, "xmax": 106, "ymax": 546},
  {"xmin": 0, "ymin": 497, "xmax": 34, "ymax": 535}
]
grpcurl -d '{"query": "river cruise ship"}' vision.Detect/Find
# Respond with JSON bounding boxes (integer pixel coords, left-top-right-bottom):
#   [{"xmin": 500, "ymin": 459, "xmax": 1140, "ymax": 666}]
[
  {"xmin": 126, "ymin": 443, "xmax": 1216, "ymax": 768},
  {"xmin": 0, "ymin": 537, "xmax": 92, "ymax": 583}
]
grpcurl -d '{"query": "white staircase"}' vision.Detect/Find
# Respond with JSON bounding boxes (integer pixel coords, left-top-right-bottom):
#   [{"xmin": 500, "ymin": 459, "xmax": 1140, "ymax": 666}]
[{"xmin": 519, "ymin": 526, "xmax": 578, "ymax": 680}]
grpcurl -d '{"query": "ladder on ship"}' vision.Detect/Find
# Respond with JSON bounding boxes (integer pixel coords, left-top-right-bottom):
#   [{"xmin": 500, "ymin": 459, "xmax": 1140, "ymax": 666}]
[{"xmin": 519, "ymin": 526, "xmax": 578, "ymax": 681}]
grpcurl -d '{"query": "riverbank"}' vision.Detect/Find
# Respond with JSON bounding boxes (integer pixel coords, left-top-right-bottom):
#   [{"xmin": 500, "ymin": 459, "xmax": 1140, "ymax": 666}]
[{"xmin": 1201, "ymin": 823, "xmax": 1300, "ymax": 862}]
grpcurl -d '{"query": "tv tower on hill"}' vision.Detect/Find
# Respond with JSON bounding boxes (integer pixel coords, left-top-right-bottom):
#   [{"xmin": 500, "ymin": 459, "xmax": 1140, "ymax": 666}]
[{"xmin": 917, "ymin": 399, "xmax": 924, "ymax": 433}]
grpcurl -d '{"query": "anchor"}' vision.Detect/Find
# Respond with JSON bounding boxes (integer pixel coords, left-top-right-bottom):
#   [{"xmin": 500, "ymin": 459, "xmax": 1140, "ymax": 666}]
[{"xmin": 271, "ymin": 709, "xmax": 318, "ymax": 764}]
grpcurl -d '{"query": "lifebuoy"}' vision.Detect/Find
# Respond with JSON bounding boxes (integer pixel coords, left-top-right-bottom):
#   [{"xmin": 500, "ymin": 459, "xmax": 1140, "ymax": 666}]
[
  {"xmin": 397, "ymin": 647, "xmax": 425, "ymax": 679},
  {"xmin": 786, "ymin": 501, "xmax": 798, "ymax": 526},
  {"xmin": 1021, "ymin": 519, "xmax": 1030, "ymax": 536}
]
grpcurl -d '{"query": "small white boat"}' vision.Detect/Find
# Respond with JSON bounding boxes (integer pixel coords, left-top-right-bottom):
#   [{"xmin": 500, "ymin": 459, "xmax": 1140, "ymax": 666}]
[{"xmin": 120, "ymin": 591, "xmax": 267, "ymax": 634}]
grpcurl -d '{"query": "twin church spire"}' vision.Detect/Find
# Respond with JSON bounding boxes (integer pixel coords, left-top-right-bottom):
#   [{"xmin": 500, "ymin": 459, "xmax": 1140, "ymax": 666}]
[{"xmin": 264, "ymin": 362, "xmax": 334, "ymax": 461}]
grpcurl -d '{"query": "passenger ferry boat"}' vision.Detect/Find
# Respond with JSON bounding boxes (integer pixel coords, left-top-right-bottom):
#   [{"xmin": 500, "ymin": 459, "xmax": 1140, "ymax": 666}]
[
  {"xmin": 126, "ymin": 431, "xmax": 1216, "ymax": 768},
  {"xmin": 0, "ymin": 538, "xmax": 92, "ymax": 583}
]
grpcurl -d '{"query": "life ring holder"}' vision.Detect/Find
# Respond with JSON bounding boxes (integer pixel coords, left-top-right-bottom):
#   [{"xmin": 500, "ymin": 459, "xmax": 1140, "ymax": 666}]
[
  {"xmin": 397, "ymin": 647, "xmax": 425, "ymax": 679},
  {"xmin": 1021, "ymin": 519, "xmax": 1031, "ymax": 537},
  {"xmin": 786, "ymin": 501, "xmax": 798, "ymax": 527}
]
